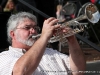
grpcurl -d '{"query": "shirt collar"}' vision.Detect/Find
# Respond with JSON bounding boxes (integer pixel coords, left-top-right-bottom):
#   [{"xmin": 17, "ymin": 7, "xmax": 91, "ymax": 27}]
[{"xmin": 9, "ymin": 46, "xmax": 26, "ymax": 54}]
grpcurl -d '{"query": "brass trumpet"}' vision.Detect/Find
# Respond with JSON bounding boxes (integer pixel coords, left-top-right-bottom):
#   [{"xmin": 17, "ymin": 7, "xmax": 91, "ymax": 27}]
[{"xmin": 32, "ymin": 2, "xmax": 100, "ymax": 43}]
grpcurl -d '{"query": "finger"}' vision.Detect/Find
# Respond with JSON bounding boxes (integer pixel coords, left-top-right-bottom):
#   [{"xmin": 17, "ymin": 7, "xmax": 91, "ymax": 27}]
[
  {"xmin": 54, "ymin": 24, "xmax": 60, "ymax": 29},
  {"xmin": 63, "ymin": 27, "xmax": 72, "ymax": 33},
  {"xmin": 45, "ymin": 17, "xmax": 56, "ymax": 24},
  {"xmin": 53, "ymin": 24, "xmax": 61, "ymax": 35},
  {"xmin": 49, "ymin": 19, "xmax": 59, "ymax": 26}
]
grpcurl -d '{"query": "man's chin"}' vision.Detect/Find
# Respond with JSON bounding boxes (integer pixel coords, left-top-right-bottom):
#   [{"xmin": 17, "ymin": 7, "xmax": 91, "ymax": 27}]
[
  {"xmin": 26, "ymin": 39, "xmax": 36, "ymax": 46},
  {"xmin": 25, "ymin": 42, "xmax": 34, "ymax": 46},
  {"xmin": 20, "ymin": 40, "xmax": 35, "ymax": 46}
]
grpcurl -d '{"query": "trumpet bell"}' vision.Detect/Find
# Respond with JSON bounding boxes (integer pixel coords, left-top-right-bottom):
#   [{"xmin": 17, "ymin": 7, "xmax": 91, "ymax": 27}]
[{"xmin": 85, "ymin": 2, "xmax": 100, "ymax": 23}]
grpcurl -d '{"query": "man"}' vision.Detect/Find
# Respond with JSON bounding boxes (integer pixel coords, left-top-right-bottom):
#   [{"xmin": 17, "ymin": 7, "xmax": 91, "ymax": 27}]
[{"xmin": 0, "ymin": 12, "xmax": 86, "ymax": 75}]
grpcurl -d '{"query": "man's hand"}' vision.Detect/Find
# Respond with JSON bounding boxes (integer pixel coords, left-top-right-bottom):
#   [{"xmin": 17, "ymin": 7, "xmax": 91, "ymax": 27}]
[{"xmin": 41, "ymin": 17, "xmax": 60, "ymax": 40}]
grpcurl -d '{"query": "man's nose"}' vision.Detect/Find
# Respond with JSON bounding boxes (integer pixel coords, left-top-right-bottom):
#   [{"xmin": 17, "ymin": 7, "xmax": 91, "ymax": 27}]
[{"xmin": 30, "ymin": 28, "xmax": 37, "ymax": 34}]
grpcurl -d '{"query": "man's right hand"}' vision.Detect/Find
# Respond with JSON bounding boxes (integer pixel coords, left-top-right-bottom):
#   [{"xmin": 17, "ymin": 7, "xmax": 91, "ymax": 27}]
[{"xmin": 41, "ymin": 17, "xmax": 60, "ymax": 40}]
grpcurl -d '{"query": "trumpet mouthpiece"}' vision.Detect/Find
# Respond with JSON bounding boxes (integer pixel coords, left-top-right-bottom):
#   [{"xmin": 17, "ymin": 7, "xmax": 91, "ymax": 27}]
[{"xmin": 32, "ymin": 34, "xmax": 41, "ymax": 39}]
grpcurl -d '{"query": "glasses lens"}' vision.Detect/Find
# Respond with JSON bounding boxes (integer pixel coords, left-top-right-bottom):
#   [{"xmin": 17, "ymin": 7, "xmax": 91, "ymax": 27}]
[
  {"xmin": 35, "ymin": 26, "xmax": 40, "ymax": 33},
  {"xmin": 15, "ymin": 25, "xmax": 41, "ymax": 33}
]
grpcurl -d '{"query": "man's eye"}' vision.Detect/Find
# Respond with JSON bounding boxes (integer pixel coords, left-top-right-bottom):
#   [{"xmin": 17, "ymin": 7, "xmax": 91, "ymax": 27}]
[
  {"xmin": 24, "ymin": 26, "xmax": 30, "ymax": 30},
  {"xmin": 33, "ymin": 26, "xmax": 37, "ymax": 30}
]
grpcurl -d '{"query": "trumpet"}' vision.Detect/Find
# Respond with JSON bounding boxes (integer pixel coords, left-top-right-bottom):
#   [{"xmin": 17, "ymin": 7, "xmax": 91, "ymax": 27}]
[{"xmin": 32, "ymin": 2, "xmax": 100, "ymax": 43}]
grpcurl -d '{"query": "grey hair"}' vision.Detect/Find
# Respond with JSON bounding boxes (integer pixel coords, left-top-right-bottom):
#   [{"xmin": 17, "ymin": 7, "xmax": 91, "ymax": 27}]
[{"xmin": 7, "ymin": 12, "xmax": 37, "ymax": 44}]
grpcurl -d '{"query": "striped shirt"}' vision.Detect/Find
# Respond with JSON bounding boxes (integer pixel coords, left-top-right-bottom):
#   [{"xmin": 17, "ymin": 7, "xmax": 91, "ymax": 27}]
[{"xmin": 0, "ymin": 46, "xmax": 71, "ymax": 75}]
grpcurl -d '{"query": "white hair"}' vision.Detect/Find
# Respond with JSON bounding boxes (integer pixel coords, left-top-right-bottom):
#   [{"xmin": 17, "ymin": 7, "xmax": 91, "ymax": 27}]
[{"xmin": 7, "ymin": 12, "xmax": 37, "ymax": 44}]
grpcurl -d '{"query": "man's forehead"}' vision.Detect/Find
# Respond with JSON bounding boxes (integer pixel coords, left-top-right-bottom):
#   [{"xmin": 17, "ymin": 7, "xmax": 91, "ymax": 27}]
[{"xmin": 18, "ymin": 19, "xmax": 36, "ymax": 26}]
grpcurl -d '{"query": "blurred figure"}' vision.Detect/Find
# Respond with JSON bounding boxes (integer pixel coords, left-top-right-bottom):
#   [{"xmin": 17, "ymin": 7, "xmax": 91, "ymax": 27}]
[
  {"xmin": 3, "ymin": 0, "xmax": 17, "ymax": 13},
  {"xmin": 56, "ymin": 4, "xmax": 66, "ymax": 22}
]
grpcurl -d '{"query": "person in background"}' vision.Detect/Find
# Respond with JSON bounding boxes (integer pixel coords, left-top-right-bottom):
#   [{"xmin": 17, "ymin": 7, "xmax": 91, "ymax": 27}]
[
  {"xmin": 56, "ymin": 4, "xmax": 65, "ymax": 22},
  {"xmin": 3, "ymin": 0, "xmax": 17, "ymax": 13},
  {"xmin": 0, "ymin": 12, "xmax": 86, "ymax": 75}
]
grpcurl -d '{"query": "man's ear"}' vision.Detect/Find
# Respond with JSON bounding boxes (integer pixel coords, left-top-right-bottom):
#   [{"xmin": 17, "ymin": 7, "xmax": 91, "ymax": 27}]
[{"xmin": 10, "ymin": 31, "xmax": 15, "ymax": 39}]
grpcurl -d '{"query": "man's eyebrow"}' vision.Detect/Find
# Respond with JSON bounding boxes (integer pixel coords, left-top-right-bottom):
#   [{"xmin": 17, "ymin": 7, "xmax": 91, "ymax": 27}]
[{"xmin": 25, "ymin": 24, "xmax": 37, "ymax": 26}]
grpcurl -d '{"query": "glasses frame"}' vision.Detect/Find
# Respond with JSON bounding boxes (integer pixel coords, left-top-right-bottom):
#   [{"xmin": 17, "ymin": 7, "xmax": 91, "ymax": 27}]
[{"xmin": 15, "ymin": 25, "xmax": 40, "ymax": 33}]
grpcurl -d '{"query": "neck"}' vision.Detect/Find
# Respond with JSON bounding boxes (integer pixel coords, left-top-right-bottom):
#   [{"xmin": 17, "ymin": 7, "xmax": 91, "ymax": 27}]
[{"xmin": 12, "ymin": 42, "xmax": 31, "ymax": 51}]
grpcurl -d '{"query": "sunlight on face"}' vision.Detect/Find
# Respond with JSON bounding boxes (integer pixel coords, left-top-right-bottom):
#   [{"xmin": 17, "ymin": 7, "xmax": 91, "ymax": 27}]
[
  {"xmin": 14, "ymin": 18, "xmax": 38, "ymax": 46},
  {"xmin": 15, "ymin": 31, "xmax": 37, "ymax": 46}
]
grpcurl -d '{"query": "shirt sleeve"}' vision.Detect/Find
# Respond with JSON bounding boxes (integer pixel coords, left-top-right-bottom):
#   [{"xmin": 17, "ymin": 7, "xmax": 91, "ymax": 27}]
[
  {"xmin": 47, "ymin": 48, "xmax": 70, "ymax": 70},
  {"xmin": 57, "ymin": 51, "xmax": 70, "ymax": 70},
  {"xmin": 0, "ymin": 52, "xmax": 20, "ymax": 75},
  {"xmin": 9, "ymin": 58, "xmax": 19, "ymax": 75}
]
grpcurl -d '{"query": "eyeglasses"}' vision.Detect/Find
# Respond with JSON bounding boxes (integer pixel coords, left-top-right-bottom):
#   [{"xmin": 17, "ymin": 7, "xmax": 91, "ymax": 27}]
[{"xmin": 15, "ymin": 25, "xmax": 40, "ymax": 33}]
